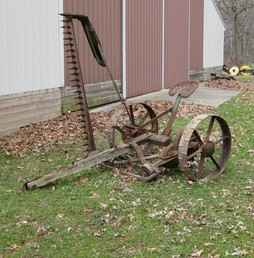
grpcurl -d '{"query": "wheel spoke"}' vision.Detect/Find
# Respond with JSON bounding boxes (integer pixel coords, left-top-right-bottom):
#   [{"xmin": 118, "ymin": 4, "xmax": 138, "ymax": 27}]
[
  {"xmin": 215, "ymin": 138, "xmax": 223, "ymax": 145},
  {"xmin": 215, "ymin": 136, "xmax": 230, "ymax": 145},
  {"xmin": 206, "ymin": 117, "xmax": 215, "ymax": 142},
  {"xmin": 209, "ymin": 155, "xmax": 221, "ymax": 170},
  {"xmin": 193, "ymin": 130, "xmax": 203, "ymax": 144},
  {"xmin": 129, "ymin": 105, "xmax": 135, "ymax": 125},
  {"xmin": 187, "ymin": 146, "xmax": 203, "ymax": 160},
  {"xmin": 197, "ymin": 153, "xmax": 206, "ymax": 178},
  {"xmin": 179, "ymin": 114, "xmax": 231, "ymax": 182},
  {"xmin": 128, "ymin": 104, "xmax": 159, "ymax": 134},
  {"xmin": 139, "ymin": 113, "xmax": 149, "ymax": 126}
]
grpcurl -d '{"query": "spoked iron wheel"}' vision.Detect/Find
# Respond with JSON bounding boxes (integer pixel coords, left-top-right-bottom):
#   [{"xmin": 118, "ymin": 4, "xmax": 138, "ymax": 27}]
[
  {"xmin": 128, "ymin": 103, "xmax": 159, "ymax": 134},
  {"xmin": 109, "ymin": 103, "xmax": 158, "ymax": 146},
  {"xmin": 178, "ymin": 114, "xmax": 232, "ymax": 182},
  {"xmin": 127, "ymin": 103, "xmax": 160, "ymax": 156}
]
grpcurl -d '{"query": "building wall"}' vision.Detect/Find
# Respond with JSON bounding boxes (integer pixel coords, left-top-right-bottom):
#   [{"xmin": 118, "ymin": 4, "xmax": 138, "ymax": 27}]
[
  {"xmin": 0, "ymin": 0, "xmax": 63, "ymax": 136},
  {"xmin": 63, "ymin": 0, "xmax": 210, "ymax": 98},
  {"xmin": 64, "ymin": 0, "xmax": 122, "ymax": 85},
  {"xmin": 203, "ymin": 0, "xmax": 225, "ymax": 68},
  {"xmin": 126, "ymin": 0, "xmax": 163, "ymax": 97},
  {"xmin": 164, "ymin": 0, "xmax": 190, "ymax": 88},
  {"xmin": 190, "ymin": 0, "xmax": 204, "ymax": 72},
  {"xmin": 0, "ymin": 88, "xmax": 61, "ymax": 136},
  {"xmin": 0, "ymin": 0, "xmax": 64, "ymax": 96}
]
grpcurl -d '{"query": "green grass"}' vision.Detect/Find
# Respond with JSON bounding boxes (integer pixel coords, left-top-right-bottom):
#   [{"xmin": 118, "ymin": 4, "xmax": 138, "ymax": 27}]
[
  {"xmin": 1, "ymin": 93, "xmax": 254, "ymax": 257},
  {"xmin": 238, "ymin": 74, "xmax": 254, "ymax": 83}
]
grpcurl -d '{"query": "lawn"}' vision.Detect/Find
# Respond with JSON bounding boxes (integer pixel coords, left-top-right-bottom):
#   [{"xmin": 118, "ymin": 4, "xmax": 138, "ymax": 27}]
[{"xmin": 1, "ymin": 92, "xmax": 254, "ymax": 258}]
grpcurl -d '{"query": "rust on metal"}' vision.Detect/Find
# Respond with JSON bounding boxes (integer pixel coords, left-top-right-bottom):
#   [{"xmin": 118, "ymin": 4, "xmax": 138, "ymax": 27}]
[
  {"xmin": 178, "ymin": 114, "xmax": 232, "ymax": 181},
  {"xmin": 62, "ymin": 15, "xmax": 96, "ymax": 152},
  {"xmin": 24, "ymin": 13, "xmax": 232, "ymax": 190},
  {"xmin": 25, "ymin": 79, "xmax": 232, "ymax": 190}
]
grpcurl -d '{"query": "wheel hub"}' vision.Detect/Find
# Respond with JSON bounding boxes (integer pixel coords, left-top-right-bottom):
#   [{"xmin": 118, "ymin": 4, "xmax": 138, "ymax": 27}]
[
  {"xmin": 203, "ymin": 141, "xmax": 215, "ymax": 157},
  {"xmin": 178, "ymin": 114, "xmax": 232, "ymax": 181}
]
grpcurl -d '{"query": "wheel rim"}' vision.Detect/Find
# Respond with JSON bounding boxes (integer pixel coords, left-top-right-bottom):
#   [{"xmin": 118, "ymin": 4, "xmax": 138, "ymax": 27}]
[
  {"xmin": 178, "ymin": 114, "xmax": 232, "ymax": 181},
  {"xmin": 111, "ymin": 103, "xmax": 159, "ymax": 145},
  {"xmin": 129, "ymin": 103, "xmax": 159, "ymax": 134}
]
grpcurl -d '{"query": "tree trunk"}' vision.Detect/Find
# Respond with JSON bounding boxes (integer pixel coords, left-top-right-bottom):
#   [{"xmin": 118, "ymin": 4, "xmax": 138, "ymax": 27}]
[{"xmin": 233, "ymin": 16, "xmax": 239, "ymax": 64}]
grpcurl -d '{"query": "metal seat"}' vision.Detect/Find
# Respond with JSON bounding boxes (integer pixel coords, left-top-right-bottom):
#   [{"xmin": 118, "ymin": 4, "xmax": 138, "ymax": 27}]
[{"xmin": 168, "ymin": 81, "xmax": 199, "ymax": 98}]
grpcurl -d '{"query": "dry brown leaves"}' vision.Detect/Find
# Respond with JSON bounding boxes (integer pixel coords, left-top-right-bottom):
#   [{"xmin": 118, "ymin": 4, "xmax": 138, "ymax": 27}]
[
  {"xmin": 0, "ymin": 112, "xmax": 84, "ymax": 155},
  {"xmin": 0, "ymin": 101, "xmax": 214, "ymax": 156},
  {"xmin": 92, "ymin": 101, "xmax": 214, "ymax": 133},
  {"xmin": 150, "ymin": 101, "xmax": 214, "ymax": 118},
  {"xmin": 206, "ymin": 79, "xmax": 254, "ymax": 91}
]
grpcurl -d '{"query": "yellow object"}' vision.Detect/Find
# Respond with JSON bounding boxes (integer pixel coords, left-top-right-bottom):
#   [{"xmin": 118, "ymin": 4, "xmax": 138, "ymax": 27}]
[
  {"xmin": 240, "ymin": 65, "xmax": 252, "ymax": 76},
  {"xmin": 229, "ymin": 66, "xmax": 240, "ymax": 76}
]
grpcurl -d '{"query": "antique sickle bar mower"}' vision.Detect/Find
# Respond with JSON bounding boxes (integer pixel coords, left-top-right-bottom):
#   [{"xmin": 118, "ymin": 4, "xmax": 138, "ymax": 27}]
[{"xmin": 25, "ymin": 14, "xmax": 232, "ymax": 190}]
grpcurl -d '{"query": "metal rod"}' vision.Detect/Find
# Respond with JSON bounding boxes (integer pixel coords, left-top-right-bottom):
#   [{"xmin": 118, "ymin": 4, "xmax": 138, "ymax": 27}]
[
  {"xmin": 162, "ymin": 95, "xmax": 182, "ymax": 136},
  {"xmin": 104, "ymin": 64, "xmax": 132, "ymax": 122},
  {"xmin": 141, "ymin": 107, "xmax": 173, "ymax": 129}
]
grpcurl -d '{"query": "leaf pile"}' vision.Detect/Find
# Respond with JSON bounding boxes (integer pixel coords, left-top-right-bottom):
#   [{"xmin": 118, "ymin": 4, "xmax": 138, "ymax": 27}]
[
  {"xmin": 92, "ymin": 101, "xmax": 214, "ymax": 133},
  {"xmin": 0, "ymin": 112, "xmax": 83, "ymax": 155},
  {"xmin": 0, "ymin": 101, "xmax": 214, "ymax": 155},
  {"xmin": 206, "ymin": 79, "xmax": 254, "ymax": 91}
]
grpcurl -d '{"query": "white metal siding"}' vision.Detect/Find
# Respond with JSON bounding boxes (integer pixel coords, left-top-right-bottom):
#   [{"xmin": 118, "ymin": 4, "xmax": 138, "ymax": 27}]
[
  {"xmin": 0, "ymin": 0, "xmax": 64, "ymax": 96},
  {"xmin": 203, "ymin": 0, "xmax": 225, "ymax": 68}
]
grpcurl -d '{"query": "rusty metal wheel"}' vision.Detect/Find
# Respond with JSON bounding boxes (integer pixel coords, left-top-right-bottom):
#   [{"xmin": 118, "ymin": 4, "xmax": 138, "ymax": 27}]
[
  {"xmin": 129, "ymin": 103, "xmax": 159, "ymax": 134},
  {"xmin": 117, "ymin": 103, "xmax": 159, "ymax": 143},
  {"xmin": 178, "ymin": 114, "xmax": 232, "ymax": 182},
  {"xmin": 109, "ymin": 103, "xmax": 158, "ymax": 146}
]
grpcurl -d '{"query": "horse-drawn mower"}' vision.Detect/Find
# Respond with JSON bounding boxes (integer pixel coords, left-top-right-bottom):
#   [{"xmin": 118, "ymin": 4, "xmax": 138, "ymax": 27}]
[{"xmin": 24, "ymin": 14, "xmax": 232, "ymax": 190}]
